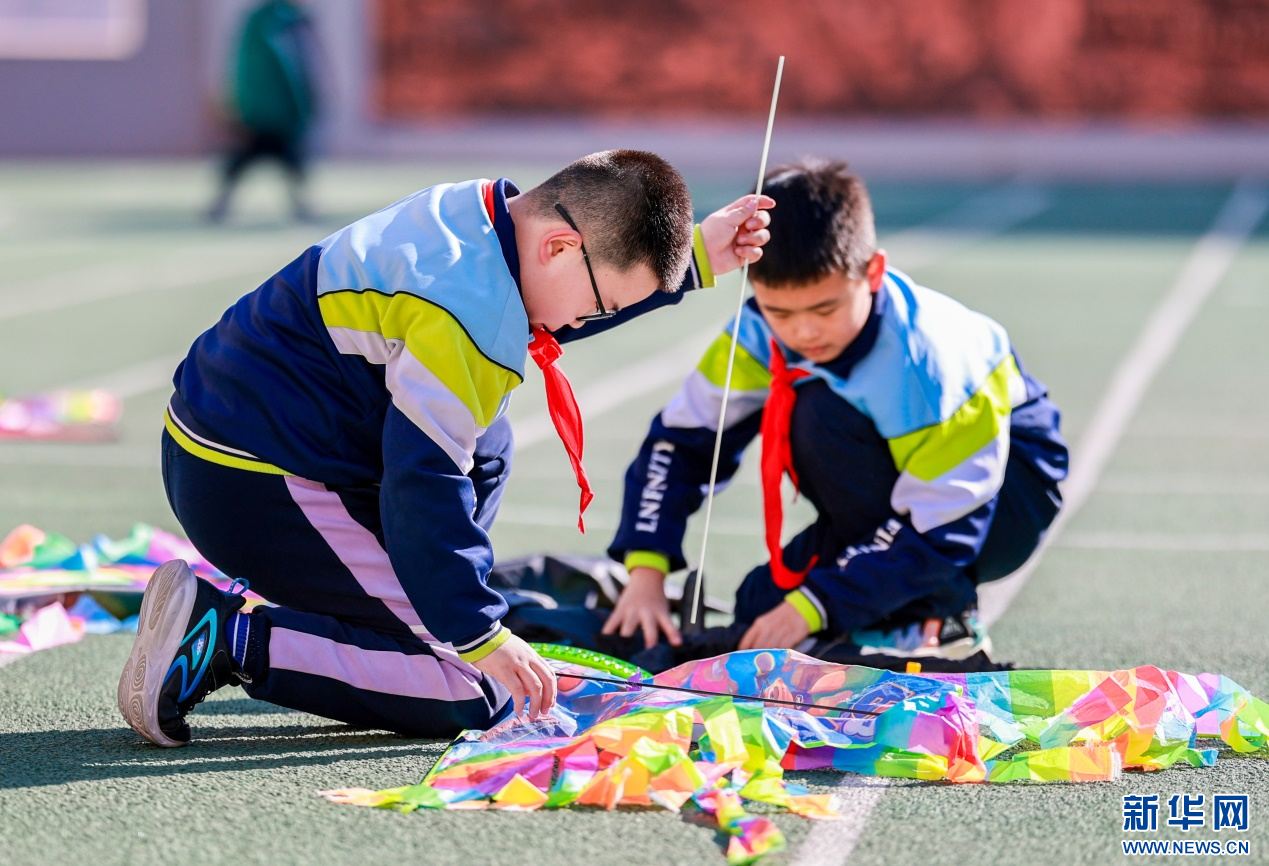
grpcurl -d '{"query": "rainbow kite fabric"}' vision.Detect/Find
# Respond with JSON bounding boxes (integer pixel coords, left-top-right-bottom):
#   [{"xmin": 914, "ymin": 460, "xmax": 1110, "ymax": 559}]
[
  {"xmin": 0, "ymin": 389, "xmax": 121, "ymax": 441},
  {"xmin": 0, "ymin": 523, "xmax": 260, "ymax": 656},
  {"xmin": 322, "ymin": 650, "xmax": 1269, "ymax": 865}
]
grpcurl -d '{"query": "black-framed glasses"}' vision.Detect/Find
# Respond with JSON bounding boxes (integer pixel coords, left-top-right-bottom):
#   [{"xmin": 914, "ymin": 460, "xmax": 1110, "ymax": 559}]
[{"xmin": 554, "ymin": 202, "xmax": 615, "ymax": 321}]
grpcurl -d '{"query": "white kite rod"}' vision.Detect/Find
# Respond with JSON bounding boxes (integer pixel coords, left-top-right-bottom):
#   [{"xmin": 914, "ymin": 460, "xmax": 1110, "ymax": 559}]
[{"xmin": 690, "ymin": 55, "xmax": 785, "ymax": 625}]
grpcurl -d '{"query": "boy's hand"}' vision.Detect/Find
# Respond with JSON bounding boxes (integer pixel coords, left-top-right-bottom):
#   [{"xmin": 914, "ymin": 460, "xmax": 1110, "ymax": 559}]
[
  {"xmin": 601, "ymin": 566, "xmax": 682, "ymax": 650},
  {"xmin": 738, "ymin": 601, "xmax": 811, "ymax": 651},
  {"xmin": 700, "ymin": 194, "xmax": 776, "ymax": 276},
  {"xmin": 469, "ymin": 633, "xmax": 558, "ymax": 718}
]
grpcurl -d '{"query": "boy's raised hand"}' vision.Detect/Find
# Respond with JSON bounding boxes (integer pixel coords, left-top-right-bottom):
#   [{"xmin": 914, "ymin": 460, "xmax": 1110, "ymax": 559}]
[
  {"xmin": 602, "ymin": 566, "xmax": 682, "ymax": 650},
  {"xmin": 469, "ymin": 633, "xmax": 558, "ymax": 718},
  {"xmin": 700, "ymin": 194, "xmax": 776, "ymax": 275}
]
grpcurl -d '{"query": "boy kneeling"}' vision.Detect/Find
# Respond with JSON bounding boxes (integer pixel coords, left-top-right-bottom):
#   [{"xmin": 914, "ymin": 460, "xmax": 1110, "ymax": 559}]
[
  {"xmin": 605, "ymin": 160, "xmax": 1068, "ymax": 666},
  {"xmin": 119, "ymin": 151, "xmax": 773, "ymax": 746}
]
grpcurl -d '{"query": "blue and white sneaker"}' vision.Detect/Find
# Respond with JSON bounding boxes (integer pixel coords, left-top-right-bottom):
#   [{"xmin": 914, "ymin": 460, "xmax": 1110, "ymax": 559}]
[
  {"xmin": 117, "ymin": 560, "xmax": 251, "ymax": 747},
  {"xmin": 850, "ymin": 609, "xmax": 991, "ymax": 661}
]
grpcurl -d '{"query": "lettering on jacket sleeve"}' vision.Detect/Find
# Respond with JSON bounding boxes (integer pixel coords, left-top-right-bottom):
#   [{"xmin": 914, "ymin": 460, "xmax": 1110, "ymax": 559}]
[{"xmin": 635, "ymin": 441, "xmax": 676, "ymax": 533}]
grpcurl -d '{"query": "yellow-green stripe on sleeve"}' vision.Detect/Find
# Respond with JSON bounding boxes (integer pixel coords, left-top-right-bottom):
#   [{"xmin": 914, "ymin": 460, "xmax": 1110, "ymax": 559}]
[
  {"xmin": 887, "ymin": 356, "xmax": 1020, "ymax": 481},
  {"xmin": 456, "ymin": 626, "xmax": 510, "ymax": 663},
  {"xmin": 318, "ymin": 290, "xmax": 522, "ymax": 428},
  {"xmin": 785, "ymin": 590, "xmax": 824, "ymax": 633},
  {"xmin": 624, "ymin": 551, "xmax": 671, "ymax": 575},
  {"xmin": 696, "ymin": 333, "xmax": 772, "ymax": 391}
]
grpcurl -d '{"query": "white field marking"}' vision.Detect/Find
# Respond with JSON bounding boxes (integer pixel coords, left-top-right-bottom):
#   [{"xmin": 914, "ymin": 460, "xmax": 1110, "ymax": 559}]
[
  {"xmin": 0, "ymin": 356, "xmax": 180, "ymax": 467},
  {"xmin": 979, "ymin": 179, "xmax": 1269, "ymax": 626},
  {"xmin": 1097, "ymin": 471, "xmax": 1269, "ymax": 496},
  {"xmin": 1123, "ymin": 419, "xmax": 1269, "ymax": 439},
  {"xmin": 0, "ymin": 446, "xmax": 154, "ymax": 467},
  {"xmin": 0, "ymin": 250, "xmax": 281, "ymax": 323},
  {"xmin": 0, "ymin": 654, "xmax": 23, "ymax": 669},
  {"xmin": 493, "ymin": 504, "xmax": 756, "ymax": 537},
  {"xmin": 513, "ymin": 181, "xmax": 1052, "ymax": 450},
  {"xmin": 789, "ymin": 776, "xmax": 890, "ymax": 866},
  {"xmin": 1055, "ymin": 531, "xmax": 1269, "ymax": 552},
  {"xmin": 71, "ymin": 352, "xmax": 186, "ymax": 399},
  {"xmin": 882, "ymin": 182, "xmax": 1050, "ymax": 267}
]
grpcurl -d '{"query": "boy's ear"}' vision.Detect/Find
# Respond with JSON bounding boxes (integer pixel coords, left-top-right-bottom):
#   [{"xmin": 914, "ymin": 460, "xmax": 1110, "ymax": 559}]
[
  {"xmin": 541, "ymin": 227, "xmax": 580, "ymax": 265},
  {"xmin": 866, "ymin": 250, "xmax": 887, "ymax": 293}
]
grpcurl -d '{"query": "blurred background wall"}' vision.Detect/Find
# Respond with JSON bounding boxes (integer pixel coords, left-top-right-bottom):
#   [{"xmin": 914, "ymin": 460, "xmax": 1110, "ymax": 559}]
[
  {"xmin": 377, "ymin": 0, "xmax": 1269, "ymax": 120},
  {"xmin": 0, "ymin": 0, "xmax": 1266, "ymax": 165}
]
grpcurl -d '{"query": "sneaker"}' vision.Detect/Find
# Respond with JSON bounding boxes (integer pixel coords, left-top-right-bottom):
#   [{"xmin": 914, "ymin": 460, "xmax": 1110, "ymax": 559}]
[
  {"xmin": 849, "ymin": 608, "xmax": 991, "ymax": 661},
  {"xmin": 117, "ymin": 560, "xmax": 250, "ymax": 747}
]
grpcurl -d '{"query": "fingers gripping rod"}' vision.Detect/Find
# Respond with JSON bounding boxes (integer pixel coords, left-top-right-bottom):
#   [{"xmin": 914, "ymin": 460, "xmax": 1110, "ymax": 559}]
[{"xmin": 685, "ymin": 57, "xmax": 785, "ymax": 632}]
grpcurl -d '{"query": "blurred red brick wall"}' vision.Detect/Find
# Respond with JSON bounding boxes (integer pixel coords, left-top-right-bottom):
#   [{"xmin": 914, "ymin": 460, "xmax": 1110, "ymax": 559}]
[{"xmin": 374, "ymin": 0, "xmax": 1269, "ymax": 119}]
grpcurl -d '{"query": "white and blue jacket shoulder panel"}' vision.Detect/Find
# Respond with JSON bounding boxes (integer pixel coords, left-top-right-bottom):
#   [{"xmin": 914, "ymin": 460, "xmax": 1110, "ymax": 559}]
[{"xmin": 312, "ymin": 180, "xmax": 528, "ymax": 475}]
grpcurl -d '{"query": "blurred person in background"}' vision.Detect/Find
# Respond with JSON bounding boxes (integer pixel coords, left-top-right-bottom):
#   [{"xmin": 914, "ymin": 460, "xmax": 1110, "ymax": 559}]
[{"xmin": 208, "ymin": 0, "xmax": 320, "ymax": 223}]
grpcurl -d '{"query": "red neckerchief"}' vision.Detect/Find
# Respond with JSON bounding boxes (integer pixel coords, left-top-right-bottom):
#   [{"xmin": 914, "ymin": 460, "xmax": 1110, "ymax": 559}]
[
  {"xmin": 481, "ymin": 180, "xmax": 594, "ymax": 533},
  {"xmin": 528, "ymin": 329, "xmax": 593, "ymax": 532},
  {"xmin": 760, "ymin": 338, "xmax": 817, "ymax": 588}
]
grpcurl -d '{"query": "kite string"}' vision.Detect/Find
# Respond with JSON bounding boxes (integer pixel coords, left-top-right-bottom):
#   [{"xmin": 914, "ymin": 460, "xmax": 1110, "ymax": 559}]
[{"xmin": 690, "ymin": 56, "xmax": 786, "ymax": 626}]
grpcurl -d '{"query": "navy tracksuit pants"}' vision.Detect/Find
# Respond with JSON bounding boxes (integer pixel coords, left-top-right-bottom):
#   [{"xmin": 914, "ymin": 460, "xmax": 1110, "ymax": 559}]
[
  {"xmin": 161, "ymin": 419, "xmax": 516, "ymax": 738},
  {"xmin": 735, "ymin": 379, "xmax": 1066, "ymax": 631}
]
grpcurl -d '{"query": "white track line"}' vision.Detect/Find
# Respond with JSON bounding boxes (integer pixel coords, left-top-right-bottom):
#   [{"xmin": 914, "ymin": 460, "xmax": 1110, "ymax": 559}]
[
  {"xmin": 71, "ymin": 352, "xmax": 186, "ymax": 399},
  {"xmin": 1056, "ymin": 531, "xmax": 1269, "ymax": 552},
  {"xmin": 0, "ymin": 355, "xmax": 184, "ymax": 467},
  {"xmin": 789, "ymin": 776, "xmax": 890, "ymax": 866},
  {"xmin": 979, "ymin": 178, "xmax": 1268, "ymax": 626},
  {"xmin": 1097, "ymin": 471, "xmax": 1269, "ymax": 496},
  {"xmin": 0, "ymin": 252, "xmax": 279, "ymax": 323},
  {"xmin": 0, "ymin": 447, "xmax": 154, "ymax": 467},
  {"xmin": 494, "ymin": 504, "xmax": 756, "ymax": 536}
]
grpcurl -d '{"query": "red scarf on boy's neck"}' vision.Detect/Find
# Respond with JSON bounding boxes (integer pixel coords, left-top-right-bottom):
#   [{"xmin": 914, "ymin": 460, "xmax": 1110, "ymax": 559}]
[
  {"xmin": 482, "ymin": 181, "xmax": 593, "ymax": 532},
  {"xmin": 761, "ymin": 339, "xmax": 817, "ymax": 589},
  {"xmin": 529, "ymin": 329, "xmax": 593, "ymax": 532}
]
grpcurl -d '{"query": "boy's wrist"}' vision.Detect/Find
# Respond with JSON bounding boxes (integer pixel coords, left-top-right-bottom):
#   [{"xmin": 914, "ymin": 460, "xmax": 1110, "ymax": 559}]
[
  {"xmin": 624, "ymin": 550, "xmax": 670, "ymax": 577},
  {"xmin": 455, "ymin": 623, "xmax": 510, "ymax": 663},
  {"xmin": 784, "ymin": 589, "xmax": 825, "ymax": 634}
]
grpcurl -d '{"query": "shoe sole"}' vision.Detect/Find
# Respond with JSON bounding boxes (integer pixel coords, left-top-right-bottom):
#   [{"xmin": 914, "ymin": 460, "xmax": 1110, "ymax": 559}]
[{"xmin": 117, "ymin": 560, "xmax": 197, "ymax": 748}]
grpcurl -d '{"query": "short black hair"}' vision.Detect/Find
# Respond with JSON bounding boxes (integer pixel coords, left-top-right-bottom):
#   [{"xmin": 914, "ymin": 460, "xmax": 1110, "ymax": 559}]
[
  {"xmin": 750, "ymin": 159, "xmax": 877, "ymax": 288},
  {"xmin": 524, "ymin": 150, "xmax": 694, "ymax": 292}
]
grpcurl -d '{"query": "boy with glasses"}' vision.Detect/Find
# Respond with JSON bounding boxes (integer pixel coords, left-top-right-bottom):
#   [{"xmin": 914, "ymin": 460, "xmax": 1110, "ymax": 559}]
[
  {"xmin": 605, "ymin": 159, "xmax": 1067, "ymax": 669},
  {"xmin": 119, "ymin": 150, "xmax": 774, "ymax": 747}
]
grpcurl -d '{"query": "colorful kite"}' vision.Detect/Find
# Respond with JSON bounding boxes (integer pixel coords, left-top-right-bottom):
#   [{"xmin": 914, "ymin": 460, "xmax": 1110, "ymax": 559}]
[
  {"xmin": 0, "ymin": 523, "xmax": 260, "ymax": 655},
  {"xmin": 322, "ymin": 648, "xmax": 1269, "ymax": 865},
  {"xmin": 0, "ymin": 389, "xmax": 121, "ymax": 441}
]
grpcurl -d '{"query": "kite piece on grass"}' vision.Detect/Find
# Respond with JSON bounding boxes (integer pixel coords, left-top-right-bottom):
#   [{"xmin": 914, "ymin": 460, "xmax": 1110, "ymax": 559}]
[
  {"xmin": 0, "ymin": 389, "xmax": 121, "ymax": 442},
  {"xmin": 0, "ymin": 524, "xmax": 258, "ymax": 658},
  {"xmin": 0, "ymin": 601, "xmax": 82, "ymax": 654}
]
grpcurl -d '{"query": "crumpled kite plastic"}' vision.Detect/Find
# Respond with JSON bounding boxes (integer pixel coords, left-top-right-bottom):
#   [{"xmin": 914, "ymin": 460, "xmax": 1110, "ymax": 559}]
[
  {"xmin": 0, "ymin": 523, "xmax": 259, "ymax": 656},
  {"xmin": 321, "ymin": 649, "xmax": 1269, "ymax": 865}
]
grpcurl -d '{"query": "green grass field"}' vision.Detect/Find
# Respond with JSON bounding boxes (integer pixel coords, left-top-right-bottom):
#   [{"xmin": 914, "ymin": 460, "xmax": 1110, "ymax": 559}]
[{"xmin": 1, "ymin": 160, "xmax": 1268, "ymax": 866}]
